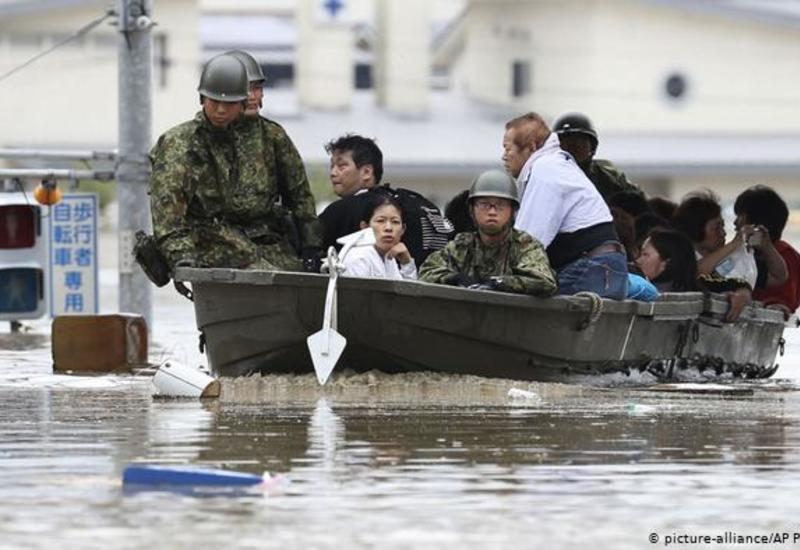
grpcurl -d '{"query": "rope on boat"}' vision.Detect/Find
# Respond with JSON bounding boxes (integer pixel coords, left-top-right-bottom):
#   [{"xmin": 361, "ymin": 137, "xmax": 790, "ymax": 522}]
[
  {"xmin": 573, "ymin": 291, "xmax": 603, "ymax": 330},
  {"xmin": 174, "ymin": 280, "xmax": 194, "ymax": 302}
]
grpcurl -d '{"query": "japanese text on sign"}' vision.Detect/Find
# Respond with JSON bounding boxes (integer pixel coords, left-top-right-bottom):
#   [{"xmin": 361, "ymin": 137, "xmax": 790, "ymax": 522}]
[{"xmin": 49, "ymin": 194, "xmax": 98, "ymax": 316}]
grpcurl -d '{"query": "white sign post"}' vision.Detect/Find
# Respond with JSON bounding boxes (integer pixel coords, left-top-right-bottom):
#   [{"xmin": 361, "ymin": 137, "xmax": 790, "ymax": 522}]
[{"xmin": 49, "ymin": 193, "xmax": 99, "ymax": 316}]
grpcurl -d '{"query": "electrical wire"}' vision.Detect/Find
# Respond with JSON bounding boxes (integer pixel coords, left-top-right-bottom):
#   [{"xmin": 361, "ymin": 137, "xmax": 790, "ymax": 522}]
[{"xmin": 0, "ymin": 10, "xmax": 115, "ymax": 84}]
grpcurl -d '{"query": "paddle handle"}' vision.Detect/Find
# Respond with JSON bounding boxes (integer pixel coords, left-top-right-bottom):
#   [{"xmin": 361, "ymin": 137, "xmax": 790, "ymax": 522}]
[{"xmin": 321, "ymin": 247, "xmax": 339, "ymax": 354}]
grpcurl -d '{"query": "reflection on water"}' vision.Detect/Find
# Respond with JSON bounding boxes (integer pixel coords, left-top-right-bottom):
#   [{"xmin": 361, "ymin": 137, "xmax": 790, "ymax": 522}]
[
  {"xmin": 2, "ymin": 281, "xmax": 800, "ymax": 549},
  {"xmin": 3, "ymin": 371, "xmax": 800, "ymax": 549}
]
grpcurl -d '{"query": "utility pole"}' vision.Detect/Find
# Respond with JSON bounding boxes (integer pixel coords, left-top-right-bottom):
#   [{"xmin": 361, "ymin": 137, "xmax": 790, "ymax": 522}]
[{"xmin": 116, "ymin": 0, "xmax": 153, "ymax": 329}]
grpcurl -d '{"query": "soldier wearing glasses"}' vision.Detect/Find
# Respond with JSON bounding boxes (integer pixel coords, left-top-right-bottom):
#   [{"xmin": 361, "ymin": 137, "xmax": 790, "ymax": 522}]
[{"xmin": 419, "ymin": 170, "xmax": 557, "ymax": 296}]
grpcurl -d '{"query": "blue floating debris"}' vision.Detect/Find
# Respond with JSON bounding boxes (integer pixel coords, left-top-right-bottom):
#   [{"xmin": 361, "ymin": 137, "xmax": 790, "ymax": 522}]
[{"xmin": 123, "ymin": 465, "xmax": 265, "ymax": 487}]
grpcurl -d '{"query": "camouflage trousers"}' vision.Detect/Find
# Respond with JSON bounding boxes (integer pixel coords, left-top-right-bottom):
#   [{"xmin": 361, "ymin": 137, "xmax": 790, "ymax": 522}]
[{"xmin": 192, "ymin": 222, "xmax": 302, "ymax": 271}]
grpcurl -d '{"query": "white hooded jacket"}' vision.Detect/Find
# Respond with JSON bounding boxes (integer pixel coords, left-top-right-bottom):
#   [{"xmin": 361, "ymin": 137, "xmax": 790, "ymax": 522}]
[
  {"xmin": 514, "ymin": 133, "xmax": 612, "ymax": 248},
  {"xmin": 341, "ymin": 245, "xmax": 418, "ymax": 281}
]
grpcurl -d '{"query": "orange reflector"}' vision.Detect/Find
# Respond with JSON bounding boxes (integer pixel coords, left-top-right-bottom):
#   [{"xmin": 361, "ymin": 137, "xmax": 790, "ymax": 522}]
[{"xmin": 33, "ymin": 182, "xmax": 63, "ymax": 206}]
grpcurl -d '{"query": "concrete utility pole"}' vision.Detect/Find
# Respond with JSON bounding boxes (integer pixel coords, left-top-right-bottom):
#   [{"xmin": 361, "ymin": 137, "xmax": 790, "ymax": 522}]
[{"xmin": 116, "ymin": 0, "xmax": 153, "ymax": 329}]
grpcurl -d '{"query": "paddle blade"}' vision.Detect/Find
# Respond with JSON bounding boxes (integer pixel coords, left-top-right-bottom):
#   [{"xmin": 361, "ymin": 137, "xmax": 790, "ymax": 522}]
[{"xmin": 306, "ymin": 328, "xmax": 347, "ymax": 385}]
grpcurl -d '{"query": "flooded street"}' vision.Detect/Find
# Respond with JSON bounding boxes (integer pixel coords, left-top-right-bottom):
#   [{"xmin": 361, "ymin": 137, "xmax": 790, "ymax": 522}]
[{"xmin": 3, "ymin": 270, "xmax": 800, "ymax": 549}]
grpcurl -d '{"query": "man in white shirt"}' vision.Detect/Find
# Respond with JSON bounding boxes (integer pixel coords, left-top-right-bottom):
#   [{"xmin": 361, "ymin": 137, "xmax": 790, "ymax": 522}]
[{"xmin": 503, "ymin": 112, "xmax": 628, "ymax": 299}]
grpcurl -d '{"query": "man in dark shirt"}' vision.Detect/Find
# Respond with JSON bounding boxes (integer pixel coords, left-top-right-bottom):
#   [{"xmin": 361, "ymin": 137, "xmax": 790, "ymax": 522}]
[
  {"xmin": 318, "ymin": 134, "xmax": 452, "ymax": 265},
  {"xmin": 553, "ymin": 112, "xmax": 642, "ymax": 202}
]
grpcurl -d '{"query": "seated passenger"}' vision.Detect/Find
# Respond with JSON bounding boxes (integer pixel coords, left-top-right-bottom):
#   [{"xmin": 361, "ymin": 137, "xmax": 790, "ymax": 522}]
[
  {"xmin": 341, "ymin": 195, "xmax": 416, "ymax": 281},
  {"xmin": 507, "ymin": 112, "xmax": 628, "ymax": 299},
  {"xmin": 636, "ymin": 229, "xmax": 752, "ymax": 321},
  {"xmin": 647, "ymin": 196, "xmax": 677, "ymax": 221},
  {"xmin": 318, "ymin": 134, "xmax": 452, "ymax": 266},
  {"xmin": 634, "ymin": 211, "xmax": 671, "ymax": 250},
  {"xmin": 672, "ymin": 191, "xmax": 786, "ymax": 290},
  {"xmin": 444, "ymin": 189, "xmax": 475, "ymax": 235},
  {"xmin": 734, "ymin": 185, "xmax": 800, "ymax": 318},
  {"xmin": 552, "ymin": 112, "xmax": 642, "ymax": 202},
  {"xmin": 610, "ymin": 207, "xmax": 638, "ymax": 262},
  {"xmin": 420, "ymin": 170, "xmax": 557, "ymax": 296},
  {"xmin": 607, "ymin": 189, "xmax": 651, "ymax": 218},
  {"xmin": 612, "ymin": 207, "xmax": 660, "ymax": 301}
]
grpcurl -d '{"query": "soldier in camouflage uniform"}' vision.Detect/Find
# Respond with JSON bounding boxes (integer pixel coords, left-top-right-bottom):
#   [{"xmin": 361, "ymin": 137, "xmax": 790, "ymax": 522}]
[
  {"xmin": 150, "ymin": 53, "xmax": 322, "ymax": 272},
  {"xmin": 225, "ymin": 50, "xmax": 324, "ymax": 270},
  {"xmin": 553, "ymin": 113, "xmax": 642, "ymax": 202},
  {"xmin": 419, "ymin": 170, "xmax": 557, "ymax": 297}
]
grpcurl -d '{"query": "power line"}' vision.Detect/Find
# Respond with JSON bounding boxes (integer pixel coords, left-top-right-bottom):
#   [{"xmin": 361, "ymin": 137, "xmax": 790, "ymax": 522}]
[{"xmin": 0, "ymin": 10, "xmax": 115, "ymax": 84}]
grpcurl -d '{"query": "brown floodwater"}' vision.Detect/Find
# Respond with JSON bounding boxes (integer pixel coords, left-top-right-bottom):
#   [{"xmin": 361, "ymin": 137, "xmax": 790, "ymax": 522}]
[{"xmin": 1, "ymin": 275, "xmax": 800, "ymax": 549}]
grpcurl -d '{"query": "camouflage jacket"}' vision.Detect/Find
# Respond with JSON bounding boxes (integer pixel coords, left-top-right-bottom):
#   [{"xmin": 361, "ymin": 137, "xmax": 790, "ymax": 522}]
[
  {"xmin": 149, "ymin": 111, "xmax": 322, "ymax": 266},
  {"xmin": 419, "ymin": 229, "xmax": 557, "ymax": 296},
  {"xmin": 587, "ymin": 159, "xmax": 641, "ymax": 201}
]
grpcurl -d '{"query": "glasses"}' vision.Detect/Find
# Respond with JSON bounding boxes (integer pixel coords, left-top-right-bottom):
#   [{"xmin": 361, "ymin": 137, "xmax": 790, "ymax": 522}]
[{"xmin": 474, "ymin": 199, "xmax": 510, "ymax": 212}]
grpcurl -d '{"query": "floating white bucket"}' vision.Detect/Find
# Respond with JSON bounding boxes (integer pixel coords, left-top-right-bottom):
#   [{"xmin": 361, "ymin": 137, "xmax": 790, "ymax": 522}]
[{"xmin": 151, "ymin": 360, "xmax": 220, "ymax": 398}]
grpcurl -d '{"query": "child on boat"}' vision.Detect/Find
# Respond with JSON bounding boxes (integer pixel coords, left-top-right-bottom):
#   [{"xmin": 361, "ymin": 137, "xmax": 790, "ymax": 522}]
[{"xmin": 341, "ymin": 194, "xmax": 418, "ymax": 280}]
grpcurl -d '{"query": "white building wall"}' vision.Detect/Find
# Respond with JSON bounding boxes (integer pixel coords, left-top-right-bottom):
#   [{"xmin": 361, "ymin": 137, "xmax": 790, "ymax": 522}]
[
  {"xmin": 590, "ymin": 1, "xmax": 800, "ymax": 134},
  {"xmin": 463, "ymin": 0, "xmax": 800, "ymax": 134},
  {"xmin": 0, "ymin": 0, "xmax": 199, "ymax": 148},
  {"xmin": 375, "ymin": 0, "xmax": 430, "ymax": 116},
  {"xmin": 296, "ymin": 0, "xmax": 354, "ymax": 110}
]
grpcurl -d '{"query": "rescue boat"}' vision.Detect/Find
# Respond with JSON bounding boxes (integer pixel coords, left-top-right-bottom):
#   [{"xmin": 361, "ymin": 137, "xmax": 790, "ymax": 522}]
[{"xmin": 176, "ymin": 267, "xmax": 793, "ymax": 382}]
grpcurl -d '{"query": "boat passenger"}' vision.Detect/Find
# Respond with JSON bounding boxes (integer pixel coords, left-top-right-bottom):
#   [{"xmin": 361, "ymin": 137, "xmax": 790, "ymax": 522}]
[
  {"xmin": 634, "ymin": 211, "xmax": 671, "ymax": 250},
  {"xmin": 444, "ymin": 189, "xmax": 476, "ymax": 235},
  {"xmin": 672, "ymin": 190, "xmax": 786, "ymax": 290},
  {"xmin": 318, "ymin": 134, "xmax": 453, "ymax": 266},
  {"xmin": 225, "ymin": 49, "xmax": 324, "ymax": 272},
  {"xmin": 419, "ymin": 170, "xmax": 557, "ymax": 296},
  {"xmin": 610, "ymin": 207, "xmax": 638, "ymax": 262},
  {"xmin": 647, "ymin": 196, "xmax": 678, "ymax": 221},
  {"xmin": 607, "ymin": 189, "xmax": 651, "ymax": 218},
  {"xmin": 611, "ymin": 207, "xmax": 659, "ymax": 301},
  {"xmin": 637, "ymin": 229, "xmax": 753, "ymax": 322},
  {"xmin": 505, "ymin": 112, "xmax": 628, "ymax": 299},
  {"xmin": 552, "ymin": 112, "xmax": 642, "ymax": 203},
  {"xmin": 149, "ymin": 54, "xmax": 322, "ymax": 272},
  {"xmin": 341, "ymin": 194, "xmax": 417, "ymax": 281},
  {"xmin": 734, "ymin": 185, "xmax": 800, "ymax": 318}
]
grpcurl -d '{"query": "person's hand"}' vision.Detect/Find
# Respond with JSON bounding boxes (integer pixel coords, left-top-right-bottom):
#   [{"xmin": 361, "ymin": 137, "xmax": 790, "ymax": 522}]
[
  {"xmin": 468, "ymin": 277, "xmax": 502, "ymax": 291},
  {"xmin": 765, "ymin": 303, "xmax": 792, "ymax": 321},
  {"xmin": 386, "ymin": 243, "xmax": 412, "ymax": 265},
  {"xmin": 725, "ymin": 287, "xmax": 752, "ymax": 322},
  {"xmin": 748, "ymin": 225, "xmax": 771, "ymax": 250},
  {"xmin": 174, "ymin": 258, "xmax": 196, "ymax": 268},
  {"xmin": 446, "ymin": 272, "xmax": 476, "ymax": 287},
  {"xmin": 301, "ymin": 248, "xmax": 323, "ymax": 273},
  {"xmin": 732, "ymin": 225, "xmax": 748, "ymax": 246}
]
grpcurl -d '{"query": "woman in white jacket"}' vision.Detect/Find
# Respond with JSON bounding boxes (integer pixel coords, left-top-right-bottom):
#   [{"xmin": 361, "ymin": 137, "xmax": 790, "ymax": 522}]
[{"xmin": 341, "ymin": 195, "xmax": 417, "ymax": 280}]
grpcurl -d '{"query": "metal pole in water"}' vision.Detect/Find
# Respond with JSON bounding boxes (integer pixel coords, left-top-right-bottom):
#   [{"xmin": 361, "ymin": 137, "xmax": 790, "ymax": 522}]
[{"xmin": 116, "ymin": 0, "xmax": 153, "ymax": 330}]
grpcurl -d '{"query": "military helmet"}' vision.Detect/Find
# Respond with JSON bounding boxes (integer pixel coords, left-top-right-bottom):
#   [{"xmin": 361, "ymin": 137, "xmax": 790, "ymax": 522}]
[
  {"xmin": 553, "ymin": 112, "xmax": 598, "ymax": 147},
  {"xmin": 225, "ymin": 50, "xmax": 266, "ymax": 84},
  {"xmin": 197, "ymin": 54, "xmax": 249, "ymax": 102},
  {"xmin": 468, "ymin": 170, "xmax": 519, "ymax": 207}
]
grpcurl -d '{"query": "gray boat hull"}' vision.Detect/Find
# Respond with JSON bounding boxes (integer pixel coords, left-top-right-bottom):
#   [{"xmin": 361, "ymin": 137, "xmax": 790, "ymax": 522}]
[{"xmin": 176, "ymin": 268, "xmax": 790, "ymax": 381}]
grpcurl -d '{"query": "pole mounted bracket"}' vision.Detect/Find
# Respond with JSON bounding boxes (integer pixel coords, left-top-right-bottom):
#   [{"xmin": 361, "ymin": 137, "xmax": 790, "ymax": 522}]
[{"xmin": 116, "ymin": 0, "xmax": 155, "ymax": 40}]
